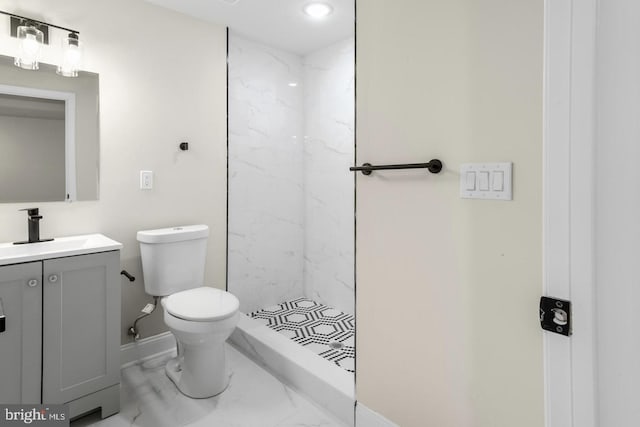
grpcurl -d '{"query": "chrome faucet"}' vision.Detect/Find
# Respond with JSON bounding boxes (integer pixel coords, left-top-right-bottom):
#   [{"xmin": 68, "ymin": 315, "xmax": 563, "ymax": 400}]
[{"xmin": 13, "ymin": 208, "xmax": 53, "ymax": 245}]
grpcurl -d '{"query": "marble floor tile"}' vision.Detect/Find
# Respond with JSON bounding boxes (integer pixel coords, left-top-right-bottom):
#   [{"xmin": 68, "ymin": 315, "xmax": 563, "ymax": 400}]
[{"xmin": 71, "ymin": 345, "xmax": 347, "ymax": 427}]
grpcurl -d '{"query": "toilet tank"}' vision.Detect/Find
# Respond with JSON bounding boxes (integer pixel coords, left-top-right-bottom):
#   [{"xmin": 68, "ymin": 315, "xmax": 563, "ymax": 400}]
[{"xmin": 136, "ymin": 225, "xmax": 209, "ymax": 296}]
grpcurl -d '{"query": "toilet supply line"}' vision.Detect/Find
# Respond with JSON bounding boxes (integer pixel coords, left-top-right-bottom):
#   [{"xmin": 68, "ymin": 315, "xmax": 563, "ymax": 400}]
[{"xmin": 128, "ymin": 296, "xmax": 159, "ymax": 341}]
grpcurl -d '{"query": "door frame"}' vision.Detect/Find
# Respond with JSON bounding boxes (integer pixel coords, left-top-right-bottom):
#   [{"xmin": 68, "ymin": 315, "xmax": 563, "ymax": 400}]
[{"xmin": 543, "ymin": 0, "xmax": 598, "ymax": 426}]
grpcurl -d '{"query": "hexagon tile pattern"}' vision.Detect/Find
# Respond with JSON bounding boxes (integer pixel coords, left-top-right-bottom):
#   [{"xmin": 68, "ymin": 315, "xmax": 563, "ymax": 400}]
[{"xmin": 250, "ymin": 298, "xmax": 355, "ymax": 373}]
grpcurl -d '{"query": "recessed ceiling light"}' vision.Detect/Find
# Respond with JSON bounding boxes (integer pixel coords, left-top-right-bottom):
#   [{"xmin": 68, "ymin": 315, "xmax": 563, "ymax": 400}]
[
  {"xmin": 303, "ymin": 2, "xmax": 333, "ymax": 19},
  {"xmin": 288, "ymin": 82, "xmax": 298, "ymax": 87}
]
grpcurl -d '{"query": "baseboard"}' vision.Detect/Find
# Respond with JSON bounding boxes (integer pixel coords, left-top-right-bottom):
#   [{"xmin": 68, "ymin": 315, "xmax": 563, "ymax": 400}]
[
  {"xmin": 355, "ymin": 402, "xmax": 398, "ymax": 427},
  {"xmin": 120, "ymin": 331, "xmax": 176, "ymax": 368}
]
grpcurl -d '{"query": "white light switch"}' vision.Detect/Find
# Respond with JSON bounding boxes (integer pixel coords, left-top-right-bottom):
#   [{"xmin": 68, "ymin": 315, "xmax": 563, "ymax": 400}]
[
  {"xmin": 492, "ymin": 171, "xmax": 504, "ymax": 191},
  {"xmin": 140, "ymin": 171, "xmax": 153, "ymax": 190},
  {"xmin": 478, "ymin": 172, "xmax": 490, "ymax": 191},
  {"xmin": 459, "ymin": 163, "xmax": 512, "ymax": 200},
  {"xmin": 465, "ymin": 172, "xmax": 476, "ymax": 191}
]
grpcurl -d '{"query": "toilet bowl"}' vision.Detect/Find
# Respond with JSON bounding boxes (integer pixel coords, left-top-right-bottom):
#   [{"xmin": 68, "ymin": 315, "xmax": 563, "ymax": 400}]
[
  {"xmin": 162, "ymin": 287, "xmax": 239, "ymax": 398},
  {"xmin": 137, "ymin": 225, "xmax": 240, "ymax": 399}
]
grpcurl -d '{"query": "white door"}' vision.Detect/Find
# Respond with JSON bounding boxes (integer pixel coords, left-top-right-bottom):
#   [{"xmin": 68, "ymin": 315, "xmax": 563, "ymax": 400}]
[
  {"xmin": 593, "ymin": 0, "xmax": 640, "ymax": 425},
  {"xmin": 545, "ymin": 0, "xmax": 640, "ymax": 426}
]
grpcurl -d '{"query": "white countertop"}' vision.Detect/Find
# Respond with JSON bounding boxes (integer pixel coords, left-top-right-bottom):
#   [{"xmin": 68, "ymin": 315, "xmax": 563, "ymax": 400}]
[{"xmin": 0, "ymin": 234, "xmax": 123, "ymax": 266}]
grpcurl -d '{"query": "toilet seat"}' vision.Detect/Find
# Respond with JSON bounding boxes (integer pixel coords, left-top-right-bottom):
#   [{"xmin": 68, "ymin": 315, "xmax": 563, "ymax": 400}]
[{"xmin": 164, "ymin": 287, "xmax": 239, "ymax": 322}]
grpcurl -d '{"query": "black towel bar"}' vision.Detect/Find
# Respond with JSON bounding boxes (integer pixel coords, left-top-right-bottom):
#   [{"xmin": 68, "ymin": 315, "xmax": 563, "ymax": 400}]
[{"xmin": 349, "ymin": 159, "xmax": 443, "ymax": 175}]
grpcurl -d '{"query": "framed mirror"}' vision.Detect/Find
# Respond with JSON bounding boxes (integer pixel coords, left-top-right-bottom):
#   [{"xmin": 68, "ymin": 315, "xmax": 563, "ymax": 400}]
[{"xmin": 0, "ymin": 54, "xmax": 99, "ymax": 202}]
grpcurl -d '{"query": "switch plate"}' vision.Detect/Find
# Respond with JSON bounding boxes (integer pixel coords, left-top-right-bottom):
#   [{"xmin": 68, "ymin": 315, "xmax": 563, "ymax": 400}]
[
  {"xmin": 459, "ymin": 163, "xmax": 512, "ymax": 200},
  {"xmin": 140, "ymin": 171, "xmax": 153, "ymax": 190}
]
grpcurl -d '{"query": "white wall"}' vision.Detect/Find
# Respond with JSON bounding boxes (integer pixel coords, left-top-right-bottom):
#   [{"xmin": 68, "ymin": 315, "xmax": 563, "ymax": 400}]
[
  {"xmin": 356, "ymin": 1, "xmax": 543, "ymax": 426},
  {"xmin": 228, "ymin": 34, "xmax": 305, "ymax": 314},
  {"xmin": 228, "ymin": 35, "xmax": 354, "ymax": 315},
  {"xmin": 303, "ymin": 38, "xmax": 355, "ymax": 315},
  {"xmin": 0, "ymin": 0, "xmax": 227, "ymax": 343}
]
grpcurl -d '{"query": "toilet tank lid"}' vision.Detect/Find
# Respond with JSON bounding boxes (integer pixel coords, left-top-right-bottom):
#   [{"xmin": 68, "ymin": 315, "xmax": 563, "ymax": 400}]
[{"xmin": 137, "ymin": 225, "xmax": 209, "ymax": 244}]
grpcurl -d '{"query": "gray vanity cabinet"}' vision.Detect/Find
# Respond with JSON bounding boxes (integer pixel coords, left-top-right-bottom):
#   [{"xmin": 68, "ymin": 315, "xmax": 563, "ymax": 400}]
[
  {"xmin": 0, "ymin": 262, "xmax": 42, "ymax": 404},
  {"xmin": 42, "ymin": 251, "xmax": 120, "ymax": 408},
  {"xmin": 0, "ymin": 249, "xmax": 120, "ymax": 419}
]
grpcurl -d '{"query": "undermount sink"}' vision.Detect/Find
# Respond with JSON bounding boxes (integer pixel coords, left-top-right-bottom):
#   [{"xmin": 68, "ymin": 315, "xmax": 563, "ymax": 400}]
[{"xmin": 0, "ymin": 234, "xmax": 123, "ymax": 266}]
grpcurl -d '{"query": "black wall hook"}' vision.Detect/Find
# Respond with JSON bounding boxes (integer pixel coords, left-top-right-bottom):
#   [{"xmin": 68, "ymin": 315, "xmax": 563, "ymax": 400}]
[{"xmin": 179, "ymin": 142, "xmax": 189, "ymax": 151}]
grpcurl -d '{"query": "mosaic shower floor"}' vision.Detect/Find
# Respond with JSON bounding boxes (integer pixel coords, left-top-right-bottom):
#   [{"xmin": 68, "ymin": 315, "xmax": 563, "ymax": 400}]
[{"xmin": 250, "ymin": 298, "xmax": 355, "ymax": 373}]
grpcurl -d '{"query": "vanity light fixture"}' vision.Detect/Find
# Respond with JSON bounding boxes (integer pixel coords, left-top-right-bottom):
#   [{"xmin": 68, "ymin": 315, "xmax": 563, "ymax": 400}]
[
  {"xmin": 57, "ymin": 32, "xmax": 83, "ymax": 77},
  {"xmin": 0, "ymin": 10, "xmax": 83, "ymax": 77},
  {"xmin": 303, "ymin": 2, "xmax": 333, "ymax": 19},
  {"xmin": 14, "ymin": 21, "xmax": 44, "ymax": 70}
]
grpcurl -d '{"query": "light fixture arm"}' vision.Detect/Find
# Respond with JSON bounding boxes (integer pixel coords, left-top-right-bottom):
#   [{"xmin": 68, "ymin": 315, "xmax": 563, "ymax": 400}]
[{"xmin": 0, "ymin": 10, "xmax": 79, "ymax": 35}]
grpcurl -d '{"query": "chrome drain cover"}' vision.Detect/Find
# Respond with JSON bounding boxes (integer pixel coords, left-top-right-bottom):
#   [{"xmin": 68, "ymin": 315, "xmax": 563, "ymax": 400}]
[{"xmin": 328, "ymin": 341, "xmax": 344, "ymax": 350}]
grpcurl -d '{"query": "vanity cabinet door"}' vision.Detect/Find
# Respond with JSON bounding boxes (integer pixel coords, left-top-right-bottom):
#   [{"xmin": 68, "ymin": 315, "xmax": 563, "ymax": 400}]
[
  {"xmin": 0, "ymin": 262, "xmax": 42, "ymax": 404},
  {"xmin": 42, "ymin": 251, "xmax": 120, "ymax": 404}
]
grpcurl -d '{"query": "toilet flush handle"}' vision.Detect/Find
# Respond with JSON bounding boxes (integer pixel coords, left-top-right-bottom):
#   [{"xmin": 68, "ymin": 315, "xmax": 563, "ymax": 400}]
[{"xmin": 120, "ymin": 270, "xmax": 136, "ymax": 282}]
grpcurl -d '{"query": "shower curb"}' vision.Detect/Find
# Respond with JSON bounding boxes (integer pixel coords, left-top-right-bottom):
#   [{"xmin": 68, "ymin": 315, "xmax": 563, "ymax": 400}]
[{"xmin": 230, "ymin": 313, "xmax": 355, "ymax": 426}]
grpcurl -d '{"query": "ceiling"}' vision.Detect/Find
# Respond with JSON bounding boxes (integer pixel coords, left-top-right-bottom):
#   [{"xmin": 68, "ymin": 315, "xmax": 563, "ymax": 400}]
[{"xmin": 145, "ymin": 0, "xmax": 355, "ymax": 55}]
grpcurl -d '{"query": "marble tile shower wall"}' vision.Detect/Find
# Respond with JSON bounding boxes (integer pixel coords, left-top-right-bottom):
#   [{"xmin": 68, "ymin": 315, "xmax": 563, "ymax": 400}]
[
  {"xmin": 228, "ymin": 35, "xmax": 305, "ymax": 314},
  {"xmin": 303, "ymin": 39, "xmax": 355, "ymax": 315},
  {"xmin": 228, "ymin": 34, "xmax": 355, "ymax": 315}
]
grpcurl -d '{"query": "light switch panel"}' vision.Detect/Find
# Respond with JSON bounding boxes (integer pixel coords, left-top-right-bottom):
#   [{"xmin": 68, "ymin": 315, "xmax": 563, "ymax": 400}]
[
  {"xmin": 140, "ymin": 171, "xmax": 153, "ymax": 190},
  {"xmin": 459, "ymin": 163, "xmax": 512, "ymax": 200}
]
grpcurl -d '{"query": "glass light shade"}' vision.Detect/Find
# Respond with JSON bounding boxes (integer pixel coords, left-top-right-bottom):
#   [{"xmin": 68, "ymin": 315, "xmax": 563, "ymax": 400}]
[
  {"xmin": 303, "ymin": 3, "xmax": 333, "ymax": 18},
  {"xmin": 14, "ymin": 24, "xmax": 44, "ymax": 70},
  {"xmin": 57, "ymin": 34, "xmax": 83, "ymax": 77}
]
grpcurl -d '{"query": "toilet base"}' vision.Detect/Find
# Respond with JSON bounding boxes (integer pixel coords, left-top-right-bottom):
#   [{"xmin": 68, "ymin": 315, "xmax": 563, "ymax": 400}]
[{"xmin": 165, "ymin": 342, "xmax": 230, "ymax": 398}]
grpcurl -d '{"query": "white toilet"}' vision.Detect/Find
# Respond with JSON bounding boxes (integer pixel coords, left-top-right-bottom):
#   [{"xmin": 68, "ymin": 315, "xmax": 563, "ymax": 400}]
[{"xmin": 137, "ymin": 225, "xmax": 239, "ymax": 398}]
